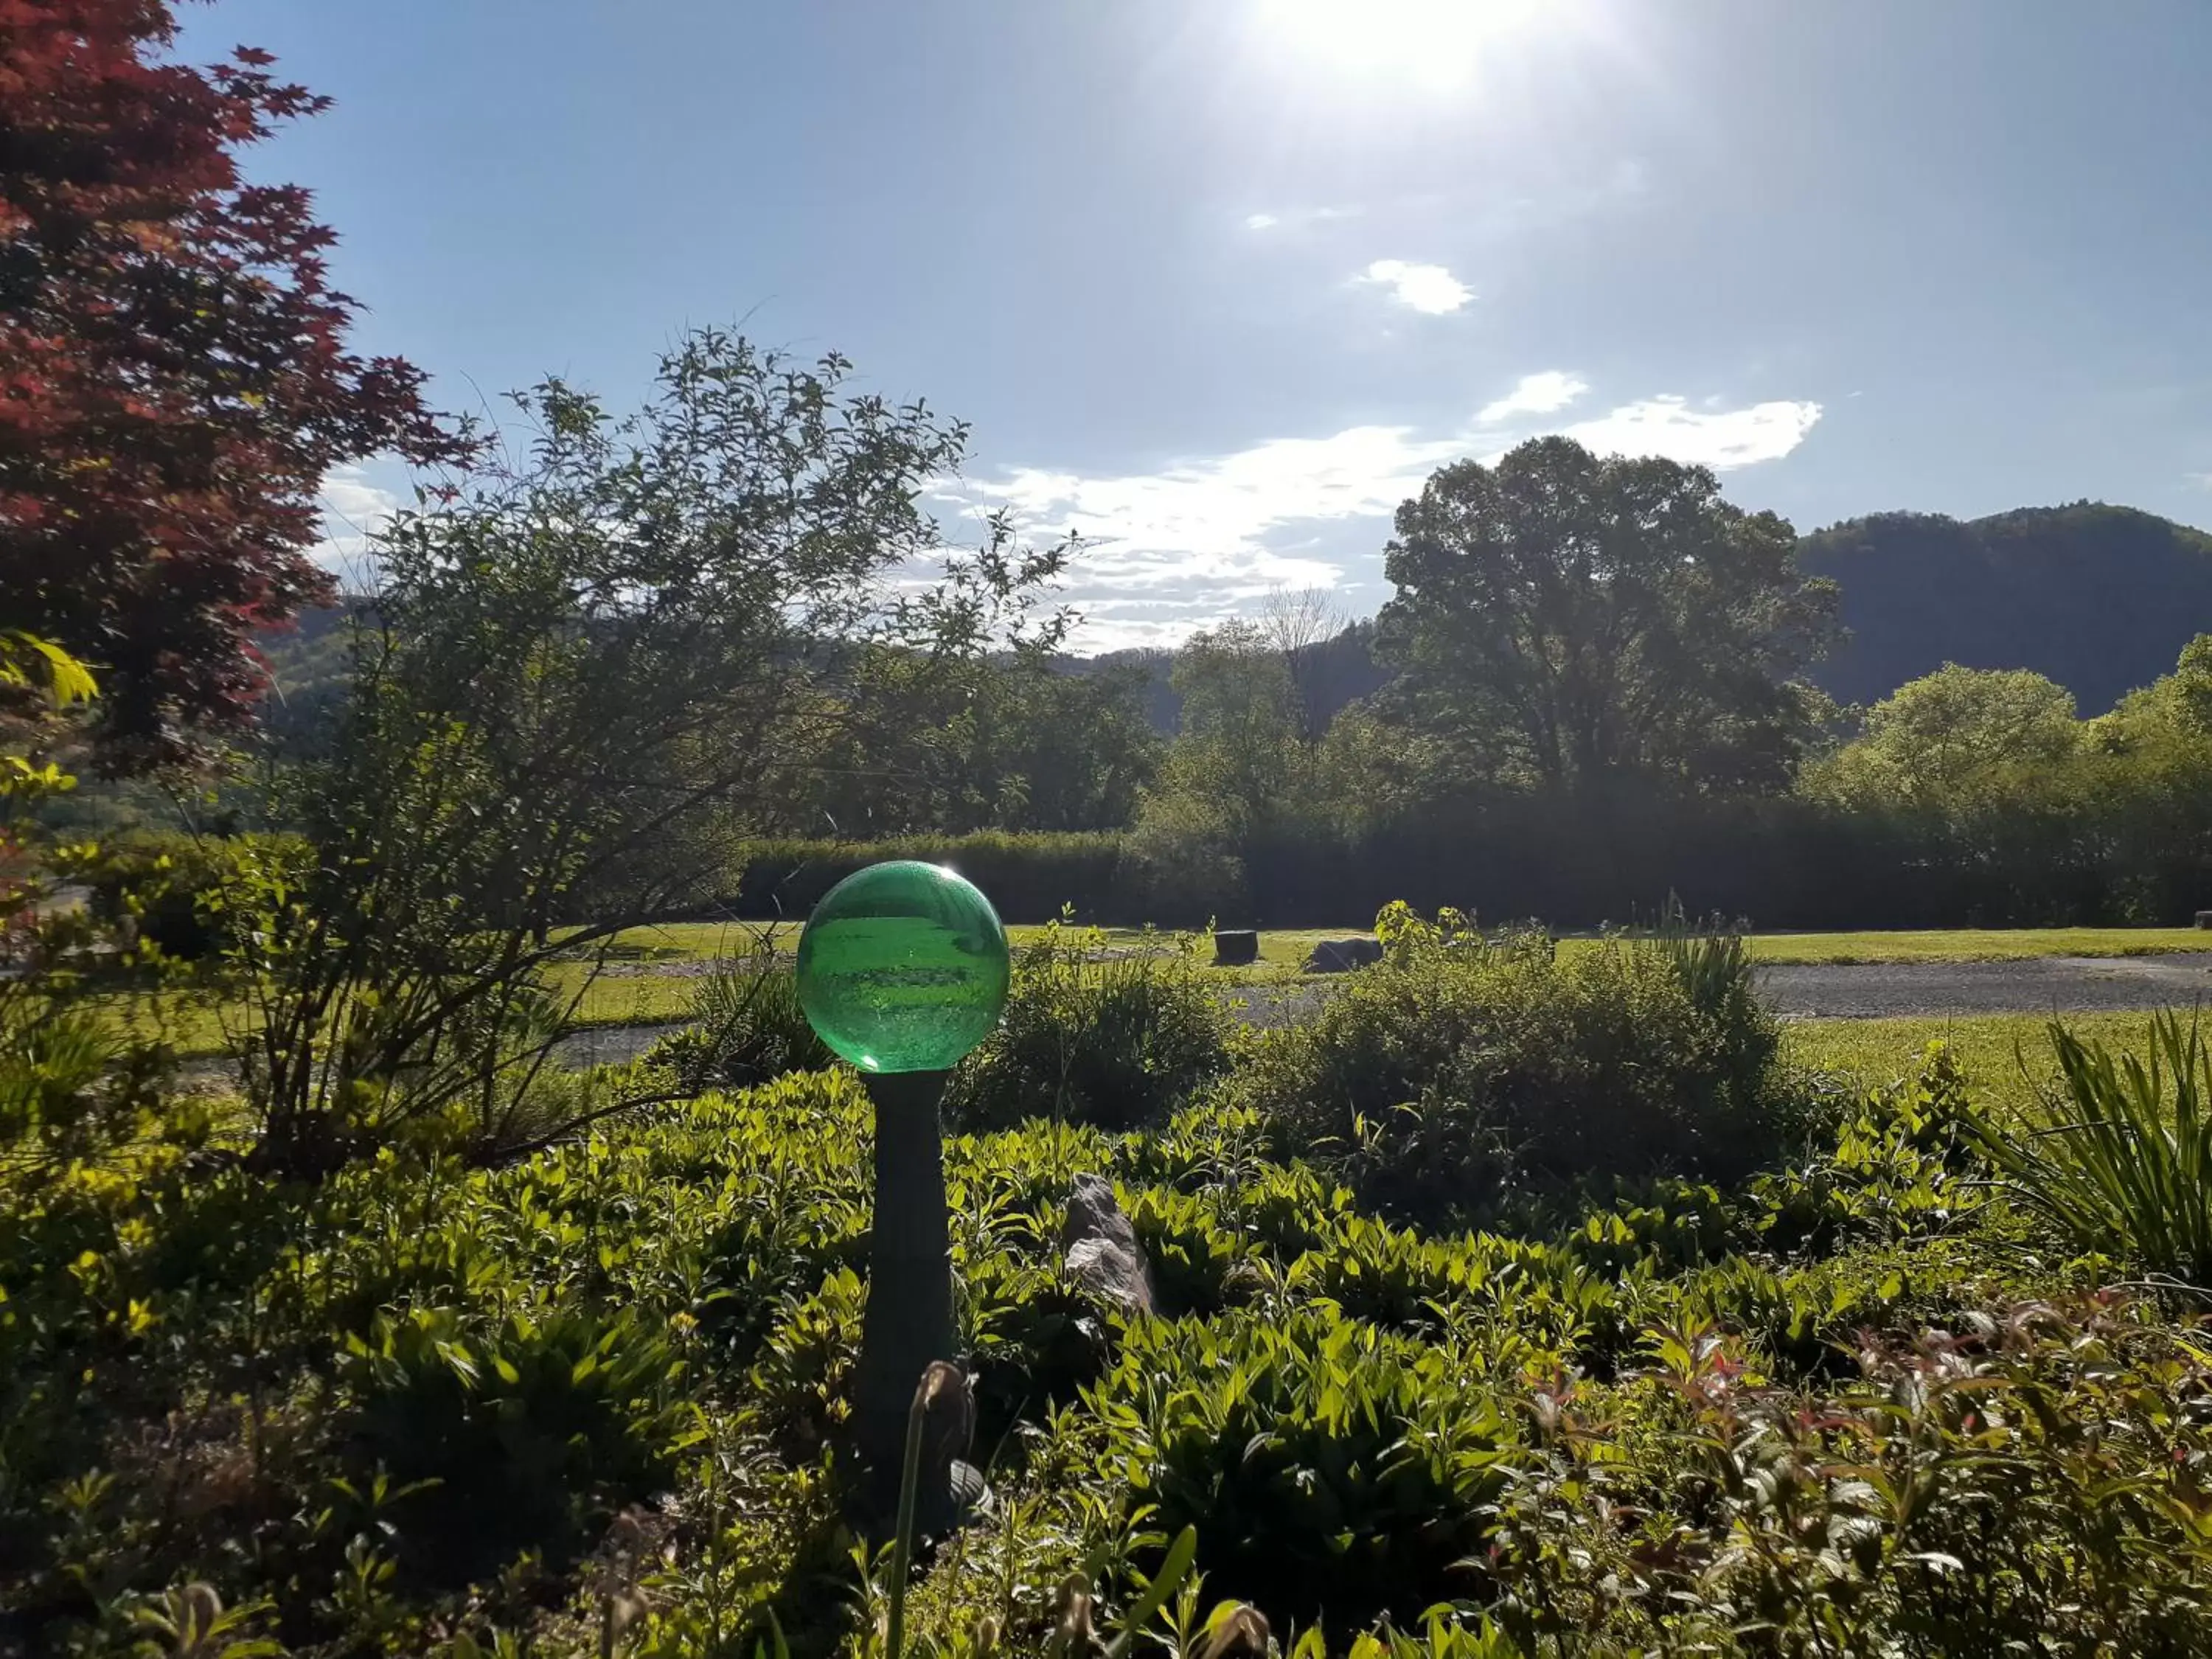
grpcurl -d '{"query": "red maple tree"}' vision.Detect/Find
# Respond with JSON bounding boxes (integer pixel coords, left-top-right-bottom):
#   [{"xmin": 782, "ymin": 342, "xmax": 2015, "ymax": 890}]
[{"xmin": 0, "ymin": 0, "xmax": 473, "ymax": 770}]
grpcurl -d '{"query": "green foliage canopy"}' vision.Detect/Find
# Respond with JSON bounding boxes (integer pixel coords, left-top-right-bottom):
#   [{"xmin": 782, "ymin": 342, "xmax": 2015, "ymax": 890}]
[{"xmin": 1374, "ymin": 437, "xmax": 1840, "ymax": 793}]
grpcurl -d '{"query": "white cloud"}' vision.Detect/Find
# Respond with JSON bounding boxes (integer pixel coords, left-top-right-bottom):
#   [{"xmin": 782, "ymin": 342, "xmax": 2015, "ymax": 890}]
[
  {"xmin": 955, "ymin": 380, "xmax": 1823, "ymax": 649},
  {"xmin": 1243, "ymin": 204, "xmax": 1360, "ymax": 233},
  {"xmin": 312, "ymin": 465, "xmax": 402, "ymax": 583},
  {"xmin": 2188, "ymin": 470, "xmax": 2212, "ymax": 492},
  {"xmin": 1478, "ymin": 371, "xmax": 1590, "ymax": 425},
  {"xmin": 1356, "ymin": 258, "xmax": 1472, "ymax": 315},
  {"xmin": 1543, "ymin": 396, "xmax": 1823, "ymax": 470}
]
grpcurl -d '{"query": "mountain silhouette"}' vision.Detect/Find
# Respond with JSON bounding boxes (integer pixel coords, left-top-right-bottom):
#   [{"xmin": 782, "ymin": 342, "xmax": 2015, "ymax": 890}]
[{"xmin": 1799, "ymin": 503, "xmax": 2212, "ymax": 712}]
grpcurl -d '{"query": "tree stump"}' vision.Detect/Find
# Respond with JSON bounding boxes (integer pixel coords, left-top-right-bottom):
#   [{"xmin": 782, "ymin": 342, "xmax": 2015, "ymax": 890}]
[{"xmin": 1212, "ymin": 928, "xmax": 1259, "ymax": 967}]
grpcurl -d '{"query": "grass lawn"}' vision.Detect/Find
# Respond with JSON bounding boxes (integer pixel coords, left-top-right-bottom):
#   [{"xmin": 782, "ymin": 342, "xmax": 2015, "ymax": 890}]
[
  {"xmin": 596, "ymin": 919, "xmax": 2212, "ymax": 968},
  {"xmin": 1784, "ymin": 1009, "xmax": 2179, "ymax": 1122},
  {"xmin": 116, "ymin": 968, "xmax": 712, "ymax": 1062},
  {"xmin": 108, "ymin": 990, "xmax": 236, "ymax": 1060},
  {"xmin": 591, "ymin": 919, "xmax": 1318, "ymax": 975}
]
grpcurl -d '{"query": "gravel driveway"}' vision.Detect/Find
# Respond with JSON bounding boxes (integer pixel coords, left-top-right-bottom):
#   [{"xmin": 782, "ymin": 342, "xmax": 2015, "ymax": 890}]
[
  {"xmin": 1755, "ymin": 953, "xmax": 2212, "ymax": 1019},
  {"xmin": 1225, "ymin": 953, "xmax": 2212, "ymax": 1029}
]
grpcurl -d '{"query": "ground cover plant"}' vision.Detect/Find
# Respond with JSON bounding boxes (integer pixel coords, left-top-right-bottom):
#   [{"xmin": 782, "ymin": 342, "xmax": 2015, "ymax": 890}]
[{"xmin": 13, "ymin": 886, "xmax": 2212, "ymax": 1655}]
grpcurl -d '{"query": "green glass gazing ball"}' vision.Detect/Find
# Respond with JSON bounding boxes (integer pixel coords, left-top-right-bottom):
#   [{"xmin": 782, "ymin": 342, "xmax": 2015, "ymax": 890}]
[{"xmin": 795, "ymin": 861, "xmax": 1010, "ymax": 1074}]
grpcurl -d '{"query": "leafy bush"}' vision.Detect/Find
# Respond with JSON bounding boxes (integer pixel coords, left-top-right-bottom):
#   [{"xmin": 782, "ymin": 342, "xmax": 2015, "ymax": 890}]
[
  {"xmin": 1750, "ymin": 1040, "xmax": 1987, "ymax": 1259},
  {"xmin": 641, "ymin": 947, "xmax": 831, "ymax": 1092},
  {"xmin": 1966, "ymin": 1012, "xmax": 2212, "ymax": 1288},
  {"xmin": 1474, "ymin": 1301, "xmax": 2212, "ymax": 1654},
  {"xmin": 1121, "ymin": 787, "xmax": 1249, "ymax": 926},
  {"xmin": 942, "ymin": 920, "xmax": 1231, "ymax": 1133},
  {"xmin": 83, "ymin": 831, "xmax": 310, "ymax": 961},
  {"xmin": 1239, "ymin": 904, "xmax": 1809, "ymax": 1221}
]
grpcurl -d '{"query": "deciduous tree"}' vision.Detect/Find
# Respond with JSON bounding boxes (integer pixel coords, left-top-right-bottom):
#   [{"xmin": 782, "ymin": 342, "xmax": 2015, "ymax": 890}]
[
  {"xmin": 0, "ymin": 0, "xmax": 470, "ymax": 769},
  {"xmin": 237, "ymin": 332, "xmax": 1059, "ymax": 1166},
  {"xmin": 1374, "ymin": 438, "xmax": 1838, "ymax": 793},
  {"xmin": 1809, "ymin": 664, "xmax": 2084, "ymax": 810}
]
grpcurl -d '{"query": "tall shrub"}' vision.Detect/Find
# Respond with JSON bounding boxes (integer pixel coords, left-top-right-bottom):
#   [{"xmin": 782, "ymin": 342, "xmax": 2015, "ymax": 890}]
[
  {"xmin": 226, "ymin": 333, "xmax": 1068, "ymax": 1169},
  {"xmin": 1240, "ymin": 904, "xmax": 1805, "ymax": 1221}
]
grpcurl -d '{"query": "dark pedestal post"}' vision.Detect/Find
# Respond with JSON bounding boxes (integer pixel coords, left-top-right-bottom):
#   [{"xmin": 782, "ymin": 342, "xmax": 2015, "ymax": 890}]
[{"xmin": 853, "ymin": 1068, "xmax": 957, "ymax": 1514}]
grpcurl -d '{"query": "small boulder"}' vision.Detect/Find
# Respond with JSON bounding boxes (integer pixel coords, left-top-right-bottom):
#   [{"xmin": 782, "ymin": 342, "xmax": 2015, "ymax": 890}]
[
  {"xmin": 1305, "ymin": 935, "xmax": 1382, "ymax": 973},
  {"xmin": 1212, "ymin": 928, "xmax": 1259, "ymax": 967},
  {"xmin": 1061, "ymin": 1173, "xmax": 1155, "ymax": 1315}
]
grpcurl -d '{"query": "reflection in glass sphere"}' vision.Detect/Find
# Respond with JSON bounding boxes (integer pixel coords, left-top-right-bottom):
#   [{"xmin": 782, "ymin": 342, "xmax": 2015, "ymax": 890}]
[{"xmin": 794, "ymin": 861, "xmax": 1010, "ymax": 1074}]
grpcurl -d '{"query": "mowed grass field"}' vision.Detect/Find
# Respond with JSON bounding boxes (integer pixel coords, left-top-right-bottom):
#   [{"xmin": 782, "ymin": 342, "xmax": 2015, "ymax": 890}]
[
  {"xmin": 597, "ymin": 919, "xmax": 2212, "ymax": 967},
  {"xmin": 1784, "ymin": 1009, "xmax": 2176, "ymax": 1124}
]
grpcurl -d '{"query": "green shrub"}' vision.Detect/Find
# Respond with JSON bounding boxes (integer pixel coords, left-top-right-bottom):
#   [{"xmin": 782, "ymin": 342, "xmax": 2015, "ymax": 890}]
[
  {"xmin": 1121, "ymin": 790, "xmax": 1248, "ymax": 926},
  {"xmin": 1966, "ymin": 1012, "xmax": 2212, "ymax": 1289},
  {"xmin": 1477, "ymin": 1300, "xmax": 2212, "ymax": 1653},
  {"xmin": 942, "ymin": 920, "xmax": 1231, "ymax": 1133},
  {"xmin": 1750, "ymin": 1041, "xmax": 1988, "ymax": 1258},
  {"xmin": 1239, "ymin": 905, "xmax": 1809, "ymax": 1222},
  {"xmin": 84, "ymin": 831, "xmax": 310, "ymax": 961}
]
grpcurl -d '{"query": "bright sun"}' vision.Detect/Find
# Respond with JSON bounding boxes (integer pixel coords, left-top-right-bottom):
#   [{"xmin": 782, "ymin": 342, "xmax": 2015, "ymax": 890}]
[{"xmin": 1255, "ymin": 0, "xmax": 1555, "ymax": 85}]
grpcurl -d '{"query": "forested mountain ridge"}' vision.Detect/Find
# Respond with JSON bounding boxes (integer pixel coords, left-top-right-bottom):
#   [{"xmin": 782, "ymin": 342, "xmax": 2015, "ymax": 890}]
[{"xmin": 1799, "ymin": 503, "xmax": 2212, "ymax": 712}]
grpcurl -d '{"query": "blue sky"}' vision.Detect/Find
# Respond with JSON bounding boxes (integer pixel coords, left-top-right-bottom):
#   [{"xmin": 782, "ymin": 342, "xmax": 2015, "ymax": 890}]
[{"xmin": 180, "ymin": 0, "xmax": 2212, "ymax": 647}]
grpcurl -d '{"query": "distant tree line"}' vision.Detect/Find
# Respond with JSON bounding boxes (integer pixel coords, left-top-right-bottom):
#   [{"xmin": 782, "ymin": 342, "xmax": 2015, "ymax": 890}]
[{"xmin": 212, "ymin": 432, "xmax": 2212, "ymax": 931}]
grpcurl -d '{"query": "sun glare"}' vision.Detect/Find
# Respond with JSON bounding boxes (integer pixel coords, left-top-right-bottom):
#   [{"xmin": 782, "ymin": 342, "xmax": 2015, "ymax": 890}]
[{"xmin": 1255, "ymin": 0, "xmax": 1555, "ymax": 86}]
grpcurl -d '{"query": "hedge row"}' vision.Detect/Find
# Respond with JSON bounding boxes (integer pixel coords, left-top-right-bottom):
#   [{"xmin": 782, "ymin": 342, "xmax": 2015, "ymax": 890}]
[
  {"xmin": 706, "ymin": 799, "xmax": 2212, "ymax": 931},
  {"xmin": 94, "ymin": 802, "xmax": 2212, "ymax": 939},
  {"xmin": 709, "ymin": 831, "xmax": 1129, "ymax": 924}
]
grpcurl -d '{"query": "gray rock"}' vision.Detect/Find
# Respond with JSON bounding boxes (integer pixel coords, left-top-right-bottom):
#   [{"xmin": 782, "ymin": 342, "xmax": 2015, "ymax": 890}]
[
  {"xmin": 1061, "ymin": 1173, "xmax": 1155, "ymax": 1314},
  {"xmin": 1305, "ymin": 935, "xmax": 1383, "ymax": 973}
]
